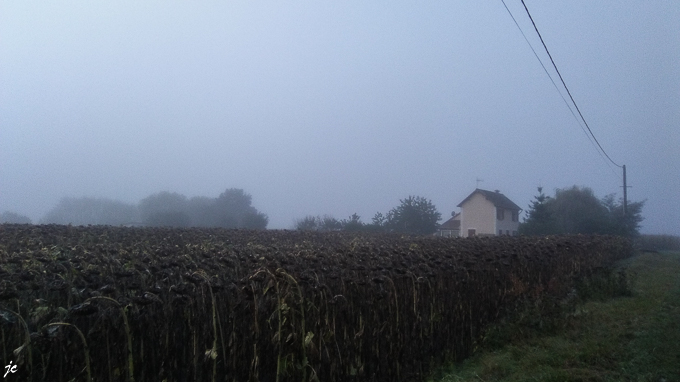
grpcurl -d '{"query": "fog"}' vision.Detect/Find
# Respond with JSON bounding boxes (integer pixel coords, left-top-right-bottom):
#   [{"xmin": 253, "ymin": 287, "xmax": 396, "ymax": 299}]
[{"xmin": 1, "ymin": 1, "xmax": 678, "ymax": 234}]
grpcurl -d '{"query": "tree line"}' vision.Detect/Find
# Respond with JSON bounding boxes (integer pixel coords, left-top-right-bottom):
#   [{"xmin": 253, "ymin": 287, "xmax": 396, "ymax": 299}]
[
  {"xmin": 0, "ymin": 188, "xmax": 268, "ymax": 229},
  {"xmin": 295, "ymin": 186, "xmax": 646, "ymax": 238},
  {"xmin": 1, "ymin": 185, "xmax": 647, "ymax": 238},
  {"xmin": 519, "ymin": 186, "xmax": 644, "ymax": 237},
  {"xmin": 294, "ymin": 195, "xmax": 443, "ymax": 235}
]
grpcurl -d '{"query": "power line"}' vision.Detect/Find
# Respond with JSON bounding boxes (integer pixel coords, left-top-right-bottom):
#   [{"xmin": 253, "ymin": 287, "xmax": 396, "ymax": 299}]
[
  {"xmin": 499, "ymin": 1, "xmax": 600, "ymax": 159},
  {"xmin": 518, "ymin": 0, "xmax": 622, "ymax": 169},
  {"xmin": 499, "ymin": 0, "xmax": 621, "ymax": 178}
]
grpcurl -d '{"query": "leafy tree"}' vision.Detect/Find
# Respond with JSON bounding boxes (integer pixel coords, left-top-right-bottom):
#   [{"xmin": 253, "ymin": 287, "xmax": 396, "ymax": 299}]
[
  {"xmin": 139, "ymin": 192, "xmax": 190, "ymax": 227},
  {"xmin": 320, "ymin": 215, "xmax": 342, "ymax": 231},
  {"xmin": 41, "ymin": 197, "xmax": 139, "ymax": 226},
  {"xmin": 519, "ymin": 187, "xmax": 556, "ymax": 235},
  {"xmin": 295, "ymin": 215, "xmax": 319, "ymax": 231},
  {"xmin": 341, "ymin": 213, "xmax": 364, "ymax": 232},
  {"xmin": 138, "ymin": 189, "xmax": 268, "ymax": 229},
  {"xmin": 293, "ymin": 196, "xmax": 443, "ymax": 235},
  {"xmin": 519, "ymin": 186, "xmax": 645, "ymax": 237},
  {"xmin": 601, "ymin": 194, "xmax": 645, "ymax": 237},
  {"xmin": 385, "ymin": 195, "xmax": 441, "ymax": 235},
  {"xmin": 0, "ymin": 211, "xmax": 32, "ymax": 224},
  {"xmin": 294, "ymin": 215, "xmax": 342, "ymax": 231},
  {"xmin": 371, "ymin": 212, "xmax": 387, "ymax": 228},
  {"xmin": 213, "ymin": 188, "xmax": 268, "ymax": 229},
  {"xmin": 187, "ymin": 196, "xmax": 218, "ymax": 227},
  {"xmin": 213, "ymin": 189, "xmax": 242, "ymax": 228},
  {"xmin": 550, "ymin": 186, "xmax": 610, "ymax": 234},
  {"xmin": 241, "ymin": 210, "xmax": 269, "ymax": 230},
  {"xmin": 350, "ymin": 212, "xmax": 387, "ymax": 232}
]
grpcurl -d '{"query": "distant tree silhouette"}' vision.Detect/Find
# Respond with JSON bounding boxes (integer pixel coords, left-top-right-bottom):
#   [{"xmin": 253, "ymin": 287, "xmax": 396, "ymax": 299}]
[
  {"xmin": 187, "ymin": 196, "xmax": 217, "ymax": 227},
  {"xmin": 520, "ymin": 186, "xmax": 645, "ymax": 237},
  {"xmin": 519, "ymin": 187, "xmax": 556, "ymax": 235},
  {"xmin": 213, "ymin": 188, "xmax": 268, "ymax": 229},
  {"xmin": 549, "ymin": 186, "xmax": 610, "ymax": 234},
  {"xmin": 601, "ymin": 193, "xmax": 645, "ymax": 237},
  {"xmin": 293, "ymin": 198, "xmax": 442, "ymax": 235},
  {"xmin": 321, "ymin": 215, "xmax": 343, "ymax": 231},
  {"xmin": 139, "ymin": 192, "xmax": 190, "ymax": 227},
  {"xmin": 41, "ymin": 197, "xmax": 139, "ymax": 226},
  {"xmin": 241, "ymin": 210, "xmax": 269, "ymax": 230},
  {"xmin": 341, "ymin": 213, "xmax": 364, "ymax": 231},
  {"xmin": 371, "ymin": 212, "xmax": 387, "ymax": 227},
  {"xmin": 139, "ymin": 189, "xmax": 268, "ymax": 229},
  {"xmin": 385, "ymin": 195, "xmax": 441, "ymax": 235},
  {"xmin": 294, "ymin": 215, "xmax": 342, "ymax": 231},
  {"xmin": 294, "ymin": 215, "xmax": 320, "ymax": 231},
  {"xmin": 0, "ymin": 211, "xmax": 32, "ymax": 224},
  {"xmin": 145, "ymin": 210, "xmax": 192, "ymax": 227}
]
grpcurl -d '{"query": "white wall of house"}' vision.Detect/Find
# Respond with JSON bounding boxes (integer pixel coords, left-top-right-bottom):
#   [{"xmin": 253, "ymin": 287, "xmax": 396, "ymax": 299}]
[
  {"xmin": 451, "ymin": 214, "xmax": 461, "ymax": 237},
  {"xmin": 460, "ymin": 193, "xmax": 496, "ymax": 237},
  {"xmin": 495, "ymin": 207, "xmax": 520, "ymax": 236},
  {"xmin": 436, "ymin": 229, "xmax": 460, "ymax": 238}
]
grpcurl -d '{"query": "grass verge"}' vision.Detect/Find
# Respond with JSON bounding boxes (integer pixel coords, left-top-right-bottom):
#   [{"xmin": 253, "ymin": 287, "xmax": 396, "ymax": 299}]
[{"xmin": 430, "ymin": 251, "xmax": 680, "ymax": 382}]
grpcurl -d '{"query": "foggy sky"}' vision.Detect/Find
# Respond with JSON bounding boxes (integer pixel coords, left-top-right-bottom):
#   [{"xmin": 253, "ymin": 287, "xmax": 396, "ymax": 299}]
[{"xmin": 1, "ymin": 1, "xmax": 678, "ymax": 234}]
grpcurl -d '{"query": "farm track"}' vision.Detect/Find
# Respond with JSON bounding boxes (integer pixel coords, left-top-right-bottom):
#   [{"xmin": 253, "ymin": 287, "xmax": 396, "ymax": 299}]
[{"xmin": 0, "ymin": 224, "xmax": 632, "ymax": 382}]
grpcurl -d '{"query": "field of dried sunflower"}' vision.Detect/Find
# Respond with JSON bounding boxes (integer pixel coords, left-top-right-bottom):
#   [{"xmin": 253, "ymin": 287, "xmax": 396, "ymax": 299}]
[{"xmin": 0, "ymin": 224, "xmax": 632, "ymax": 382}]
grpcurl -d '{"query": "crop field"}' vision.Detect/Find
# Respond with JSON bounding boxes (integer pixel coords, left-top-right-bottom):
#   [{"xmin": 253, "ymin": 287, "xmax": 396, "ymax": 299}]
[{"xmin": 0, "ymin": 224, "xmax": 632, "ymax": 382}]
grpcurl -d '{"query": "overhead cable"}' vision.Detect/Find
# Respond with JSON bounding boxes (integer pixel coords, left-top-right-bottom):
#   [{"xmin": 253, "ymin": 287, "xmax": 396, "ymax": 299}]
[
  {"xmin": 519, "ymin": 0, "xmax": 622, "ymax": 168},
  {"xmin": 500, "ymin": 0, "xmax": 622, "ymax": 178}
]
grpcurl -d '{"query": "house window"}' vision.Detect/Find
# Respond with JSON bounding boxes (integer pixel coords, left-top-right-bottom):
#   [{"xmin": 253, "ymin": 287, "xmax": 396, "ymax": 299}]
[
  {"xmin": 497, "ymin": 208, "xmax": 504, "ymax": 220},
  {"xmin": 506, "ymin": 230, "xmax": 510, "ymax": 235},
  {"xmin": 499, "ymin": 230, "xmax": 503, "ymax": 236},
  {"xmin": 468, "ymin": 229, "xmax": 476, "ymax": 237},
  {"xmin": 512, "ymin": 211, "xmax": 519, "ymax": 222},
  {"xmin": 512, "ymin": 231, "xmax": 518, "ymax": 236}
]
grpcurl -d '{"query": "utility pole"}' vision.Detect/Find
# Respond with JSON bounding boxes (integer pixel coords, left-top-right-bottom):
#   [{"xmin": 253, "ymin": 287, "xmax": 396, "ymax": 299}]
[{"xmin": 622, "ymin": 165, "xmax": 628, "ymax": 216}]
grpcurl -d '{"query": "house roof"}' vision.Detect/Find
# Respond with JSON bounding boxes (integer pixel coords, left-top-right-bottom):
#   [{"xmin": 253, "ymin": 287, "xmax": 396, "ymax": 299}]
[
  {"xmin": 456, "ymin": 188, "xmax": 522, "ymax": 211},
  {"xmin": 438, "ymin": 216, "xmax": 461, "ymax": 230}
]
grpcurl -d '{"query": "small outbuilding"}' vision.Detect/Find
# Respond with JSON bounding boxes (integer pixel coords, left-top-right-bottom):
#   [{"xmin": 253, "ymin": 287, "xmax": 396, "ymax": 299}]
[{"xmin": 435, "ymin": 212, "xmax": 461, "ymax": 237}]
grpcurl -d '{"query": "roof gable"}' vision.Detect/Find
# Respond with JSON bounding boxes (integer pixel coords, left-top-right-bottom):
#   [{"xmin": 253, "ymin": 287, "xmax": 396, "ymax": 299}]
[
  {"xmin": 438, "ymin": 216, "xmax": 461, "ymax": 230},
  {"xmin": 457, "ymin": 188, "xmax": 522, "ymax": 211}
]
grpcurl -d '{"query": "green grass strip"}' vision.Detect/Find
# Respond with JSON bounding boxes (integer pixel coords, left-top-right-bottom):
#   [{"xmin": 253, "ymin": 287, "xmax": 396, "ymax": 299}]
[{"xmin": 430, "ymin": 251, "xmax": 680, "ymax": 382}]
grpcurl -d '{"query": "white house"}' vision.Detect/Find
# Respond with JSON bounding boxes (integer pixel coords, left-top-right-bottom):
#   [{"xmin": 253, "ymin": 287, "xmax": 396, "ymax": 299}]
[{"xmin": 439, "ymin": 189, "xmax": 521, "ymax": 237}]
